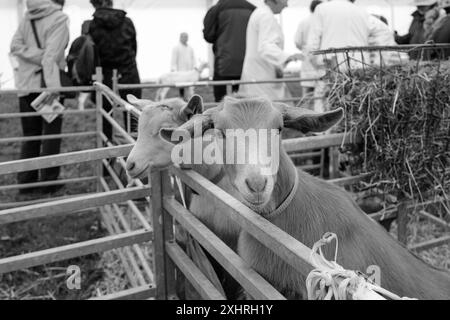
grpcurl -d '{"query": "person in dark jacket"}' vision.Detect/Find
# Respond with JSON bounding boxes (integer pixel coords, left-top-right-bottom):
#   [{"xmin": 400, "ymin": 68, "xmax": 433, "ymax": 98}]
[
  {"xmin": 428, "ymin": 0, "xmax": 450, "ymax": 59},
  {"xmin": 395, "ymin": 0, "xmax": 438, "ymax": 59},
  {"xmin": 203, "ymin": 0, "xmax": 256, "ymax": 102},
  {"xmin": 88, "ymin": 0, "xmax": 141, "ymax": 141}
]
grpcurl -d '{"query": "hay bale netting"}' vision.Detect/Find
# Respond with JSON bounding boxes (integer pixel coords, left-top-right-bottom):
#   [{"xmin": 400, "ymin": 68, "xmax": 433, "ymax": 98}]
[{"xmin": 326, "ymin": 61, "xmax": 450, "ymax": 213}]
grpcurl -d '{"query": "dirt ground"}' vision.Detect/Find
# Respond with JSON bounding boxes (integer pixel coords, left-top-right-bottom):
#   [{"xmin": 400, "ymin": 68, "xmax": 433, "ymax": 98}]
[{"xmin": 0, "ymin": 84, "xmax": 448, "ymax": 300}]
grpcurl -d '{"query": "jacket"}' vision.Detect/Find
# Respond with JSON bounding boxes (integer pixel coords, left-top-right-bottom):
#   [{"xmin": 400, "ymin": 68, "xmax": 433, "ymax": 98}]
[
  {"xmin": 429, "ymin": 15, "xmax": 450, "ymax": 59},
  {"xmin": 203, "ymin": 0, "xmax": 255, "ymax": 78},
  {"xmin": 89, "ymin": 8, "xmax": 140, "ymax": 84},
  {"xmin": 306, "ymin": 0, "xmax": 373, "ymax": 70},
  {"xmin": 239, "ymin": 5, "xmax": 291, "ymax": 101},
  {"xmin": 10, "ymin": 0, "xmax": 69, "ymax": 96},
  {"xmin": 294, "ymin": 15, "xmax": 325, "ymax": 87},
  {"xmin": 395, "ymin": 10, "xmax": 425, "ymax": 59}
]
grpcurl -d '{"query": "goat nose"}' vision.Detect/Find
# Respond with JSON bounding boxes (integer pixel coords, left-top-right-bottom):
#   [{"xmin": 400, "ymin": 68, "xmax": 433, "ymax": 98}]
[
  {"xmin": 126, "ymin": 161, "xmax": 136, "ymax": 172},
  {"xmin": 245, "ymin": 176, "xmax": 267, "ymax": 193}
]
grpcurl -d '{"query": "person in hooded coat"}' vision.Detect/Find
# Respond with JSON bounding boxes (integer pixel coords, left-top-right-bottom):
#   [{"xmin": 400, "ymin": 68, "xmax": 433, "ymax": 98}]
[
  {"xmin": 10, "ymin": 0, "xmax": 69, "ymax": 193},
  {"xmin": 88, "ymin": 0, "xmax": 141, "ymax": 140}
]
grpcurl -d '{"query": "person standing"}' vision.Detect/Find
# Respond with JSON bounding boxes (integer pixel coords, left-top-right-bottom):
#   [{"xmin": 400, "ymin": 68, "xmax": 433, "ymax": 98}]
[
  {"xmin": 395, "ymin": 0, "xmax": 439, "ymax": 59},
  {"xmin": 294, "ymin": 0, "xmax": 323, "ymax": 103},
  {"xmin": 171, "ymin": 32, "xmax": 196, "ymax": 98},
  {"xmin": 10, "ymin": 0, "xmax": 69, "ymax": 193},
  {"xmin": 88, "ymin": 0, "xmax": 141, "ymax": 140},
  {"xmin": 203, "ymin": 0, "xmax": 256, "ymax": 102},
  {"xmin": 239, "ymin": 0, "xmax": 302, "ymax": 101},
  {"xmin": 427, "ymin": 0, "xmax": 450, "ymax": 59},
  {"xmin": 305, "ymin": 0, "xmax": 374, "ymax": 112}
]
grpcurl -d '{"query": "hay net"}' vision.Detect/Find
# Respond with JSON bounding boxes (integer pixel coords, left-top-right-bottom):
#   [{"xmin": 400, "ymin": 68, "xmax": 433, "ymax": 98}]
[
  {"xmin": 312, "ymin": 44, "xmax": 450, "ymax": 213},
  {"xmin": 306, "ymin": 232, "xmax": 417, "ymax": 300}
]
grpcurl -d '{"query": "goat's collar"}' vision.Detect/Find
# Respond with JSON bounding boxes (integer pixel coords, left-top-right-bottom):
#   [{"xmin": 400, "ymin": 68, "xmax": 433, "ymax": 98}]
[{"xmin": 263, "ymin": 168, "xmax": 299, "ymax": 220}]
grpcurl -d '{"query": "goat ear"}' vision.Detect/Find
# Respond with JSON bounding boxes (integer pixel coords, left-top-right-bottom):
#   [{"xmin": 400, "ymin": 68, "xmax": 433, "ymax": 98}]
[
  {"xmin": 160, "ymin": 113, "xmax": 214, "ymax": 145},
  {"xmin": 284, "ymin": 108, "xmax": 344, "ymax": 133},
  {"xmin": 180, "ymin": 94, "xmax": 204, "ymax": 121},
  {"xmin": 126, "ymin": 94, "xmax": 155, "ymax": 110}
]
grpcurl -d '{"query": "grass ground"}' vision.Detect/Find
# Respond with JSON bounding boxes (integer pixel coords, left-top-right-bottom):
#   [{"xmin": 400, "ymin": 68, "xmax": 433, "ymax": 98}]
[{"xmin": 0, "ymin": 84, "xmax": 448, "ymax": 300}]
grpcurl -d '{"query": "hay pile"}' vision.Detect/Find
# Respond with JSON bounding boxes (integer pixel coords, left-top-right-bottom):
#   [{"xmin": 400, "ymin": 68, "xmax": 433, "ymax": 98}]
[{"xmin": 327, "ymin": 61, "xmax": 450, "ymax": 208}]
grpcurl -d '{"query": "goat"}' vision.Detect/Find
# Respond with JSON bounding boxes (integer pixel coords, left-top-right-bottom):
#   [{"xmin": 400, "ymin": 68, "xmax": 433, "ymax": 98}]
[
  {"xmin": 155, "ymin": 62, "xmax": 209, "ymax": 101},
  {"xmin": 125, "ymin": 94, "xmax": 242, "ymax": 299},
  {"xmin": 161, "ymin": 95, "xmax": 450, "ymax": 300}
]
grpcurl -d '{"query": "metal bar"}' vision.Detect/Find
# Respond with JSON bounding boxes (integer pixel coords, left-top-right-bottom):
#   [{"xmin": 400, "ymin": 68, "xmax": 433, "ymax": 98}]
[
  {"xmin": 116, "ymin": 77, "xmax": 322, "ymax": 90},
  {"xmin": 312, "ymin": 44, "xmax": 450, "ymax": 55},
  {"xmin": 101, "ymin": 159, "xmax": 151, "ymax": 229},
  {"xmin": 165, "ymin": 241, "xmax": 226, "ymax": 300},
  {"xmin": 283, "ymin": 133, "xmax": 359, "ymax": 153},
  {"xmin": 90, "ymin": 285, "xmax": 155, "ymax": 300},
  {"xmin": 101, "ymin": 135, "xmax": 147, "ymax": 191},
  {"xmin": 150, "ymin": 170, "xmax": 167, "ymax": 300},
  {"xmin": 0, "ymin": 194, "xmax": 92, "ymax": 210},
  {"xmin": 94, "ymin": 67, "xmax": 104, "ymax": 193},
  {"xmin": 0, "ymin": 229, "xmax": 152, "ymax": 274},
  {"xmin": 164, "ymin": 198, "xmax": 285, "ymax": 300},
  {"xmin": 0, "ymin": 176, "xmax": 97, "ymax": 191},
  {"xmin": 0, "ymin": 131, "xmax": 96, "ymax": 144},
  {"xmin": 161, "ymin": 170, "xmax": 176, "ymax": 299},
  {"xmin": 99, "ymin": 176, "xmax": 154, "ymax": 283},
  {"xmin": 328, "ymin": 173, "xmax": 373, "ymax": 186},
  {"xmin": 94, "ymin": 82, "xmax": 141, "ymax": 118},
  {"xmin": 0, "ymin": 145, "xmax": 132, "ymax": 175},
  {"xmin": 368, "ymin": 199, "xmax": 446, "ymax": 222},
  {"xmin": 297, "ymin": 163, "xmax": 322, "ymax": 172},
  {"xmin": 0, "ymin": 186, "xmax": 151, "ymax": 225},
  {"xmin": 0, "ymin": 86, "xmax": 94, "ymax": 95},
  {"xmin": 171, "ymin": 167, "xmax": 315, "ymax": 276},
  {"xmin": 417, "ymin": 210, "xmax": 450, "ymax": 229},
  {"xmin": 101, "ymin": 109, "xmax": 135, "ymax": 144},
  {"xmin": 288, "ymin": 151, "xmax": 323, "ymax": 159},
  {"xmin": 101, "ymin": 204, "xmax": 146, "ymax": 286},
  {"xmin": 409, "ymin": 235, "xmax": 450, "ymax": 252},
  {"xmin": 0, "ymin": 109, "xmax": 95, "ymax": 119},
  {"xmin": 99, "ymin": 207, "xmax": 140, "ymax": 288}
]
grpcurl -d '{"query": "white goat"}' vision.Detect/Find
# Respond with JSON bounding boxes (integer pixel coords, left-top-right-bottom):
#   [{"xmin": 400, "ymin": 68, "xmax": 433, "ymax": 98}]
[{"xmin": 155, "ymin": 62, "xmax": 209, "ymax": 101}]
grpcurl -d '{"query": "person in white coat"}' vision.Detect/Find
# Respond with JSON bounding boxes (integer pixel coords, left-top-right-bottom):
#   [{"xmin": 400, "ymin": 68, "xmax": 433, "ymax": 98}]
[
  {"xmin": 306, "ymin": 0, "xmax": 373, "ymax": 70},
  {"xmin": 304, "ymin": 0, "xmax": 374, "ymax": 112},
  {"xmin": 294, "ymin": 0, "xmax": 324, "ymax": 102},
  {"xmin": 239, "ymin": 0, "xmax": 302, "ymax": 101},
  {"xmin": 171, "ymin": 32, "xmax": 196, "ymax": 98}
]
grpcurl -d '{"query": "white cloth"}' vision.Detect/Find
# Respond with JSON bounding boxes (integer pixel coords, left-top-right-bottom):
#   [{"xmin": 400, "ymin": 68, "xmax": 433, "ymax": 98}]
[
  {"xmin": 294, "ymin": 15, "xmax": 325, "ymax": 88},
  {"xmin": 306, "ymin": 0, "xmax": 373, "ymax": 70},
  {"xmin": 171, "ymin": 43, "xmax": 196, "ymax": 72},
  {"xmin": 239, "ymin": 5, "xmax": 291, "ymax": 101},
  {"xmin": 368, "ymin": 16, "xmax": 407, "ymax": 66}
]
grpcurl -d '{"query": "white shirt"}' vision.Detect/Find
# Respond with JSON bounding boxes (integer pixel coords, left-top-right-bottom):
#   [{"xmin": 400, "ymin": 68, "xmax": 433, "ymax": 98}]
[
  {"xmin": 294, "ymin": 15, "xmax": 324, "ymax": 87},
  {"xmin": 306, "ymin": 0, "xmax": 373, "ymax": 69},
  {"xmin": 368, "ymin": 16, "xmax": 408, "ymax": 65},
  {"xmin": 171, "ymin": 43, "xmax": 196, "ymax": 72},
  {"xmin": 240, "ymin": 5, "xmax": 291, "ymax": 101}
]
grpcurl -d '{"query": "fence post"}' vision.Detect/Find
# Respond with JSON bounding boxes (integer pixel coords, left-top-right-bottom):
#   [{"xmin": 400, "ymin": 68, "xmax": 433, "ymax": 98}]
[
  {"xmin": 112, "ymin": 69, "xmax": 119, "ymax": 94},
  {"xmin": 113, "ymin": 69, "xmax": 131, "ymax": 133},
  {"xmin": 397, "ymin": 201, "xmax": 408, "ymax": 245},
  {"xmin": 93, "ymin": 67, "xmax": 103, "ymax": 187},
  {"xmin": 161, "ymin": 170, "xmax": 177, "ymax": 299},
  {"xmin": 150, "ymin": 169, "xmax": 176, "ymax": 299}
]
